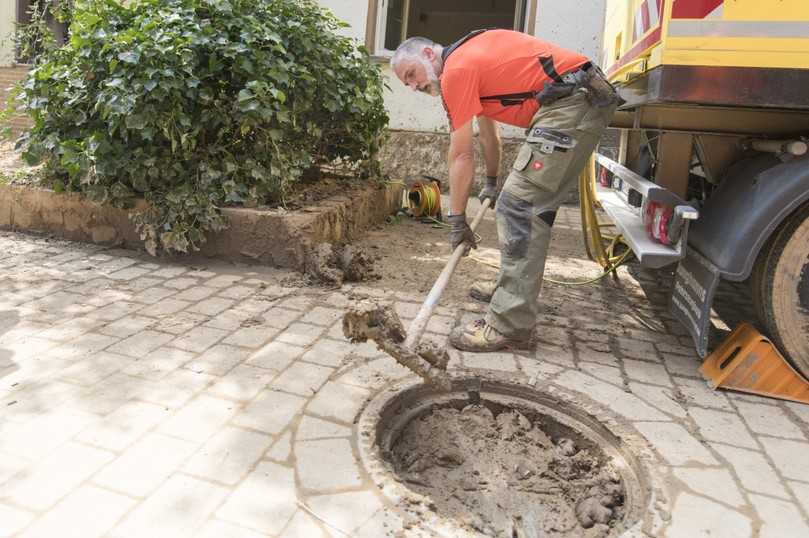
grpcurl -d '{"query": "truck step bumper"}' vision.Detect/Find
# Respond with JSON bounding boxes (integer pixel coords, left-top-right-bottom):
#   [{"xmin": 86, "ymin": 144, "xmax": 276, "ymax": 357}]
[{"xmin": 594, "ymin": 154, "xmax": 699, "ymax": 269}]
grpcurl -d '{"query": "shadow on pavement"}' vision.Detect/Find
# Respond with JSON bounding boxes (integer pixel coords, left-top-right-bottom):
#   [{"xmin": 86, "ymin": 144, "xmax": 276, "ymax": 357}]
[
  {"xmin": 1, "ymin": 308, "xmax": 20, "ymax": 377},
  {"xmin": 625, "ymin": 263, "xmax": 761, "ymax": 355},
  {"xmin": 0, "ymin": 309, "xmax": 21, "ymax": 415}
]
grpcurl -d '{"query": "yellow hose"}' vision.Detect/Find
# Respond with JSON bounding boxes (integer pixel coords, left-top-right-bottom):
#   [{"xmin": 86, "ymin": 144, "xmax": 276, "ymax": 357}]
[
  {"xmin": 408, "ymin": 180, "xmax": 442, "ymax": 219},
  {"xmin": 565, "ymin": 154, "xmax": 633, "ymax": 281}
]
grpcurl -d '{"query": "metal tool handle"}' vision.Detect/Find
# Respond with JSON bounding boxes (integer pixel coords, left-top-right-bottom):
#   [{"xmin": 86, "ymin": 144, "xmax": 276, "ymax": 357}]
[{"xmin": 403, "ymin": 198, "xmax": 492, "ymax": 349}]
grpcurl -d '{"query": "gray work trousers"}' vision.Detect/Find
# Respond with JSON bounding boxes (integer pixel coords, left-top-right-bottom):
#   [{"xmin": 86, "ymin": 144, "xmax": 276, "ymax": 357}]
[{"xmin": 485, "ymin": 90, "xmax": 617, "ymax": 336}]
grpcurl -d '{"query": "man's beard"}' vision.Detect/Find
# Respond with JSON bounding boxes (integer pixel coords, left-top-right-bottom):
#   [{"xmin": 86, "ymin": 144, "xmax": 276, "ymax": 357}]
[{"xmin": 419, "ymin": 59, "xmax": 441, "ymax": 96}]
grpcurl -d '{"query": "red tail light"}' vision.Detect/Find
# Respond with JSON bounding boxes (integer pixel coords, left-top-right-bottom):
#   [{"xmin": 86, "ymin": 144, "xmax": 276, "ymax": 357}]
[
  {"xmin": 643, "ymin": 200, "xmax": 675, "ymax": 245},
  {"xmin": 598, "ymin": 166, "xmax": 610, "ymax": 187}
]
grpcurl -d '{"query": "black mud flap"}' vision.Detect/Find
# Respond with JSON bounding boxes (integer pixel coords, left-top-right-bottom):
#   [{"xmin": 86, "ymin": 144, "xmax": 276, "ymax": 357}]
[{"xmin": 670, "ymin": 247, "xmax": 722, "ymax": 358}]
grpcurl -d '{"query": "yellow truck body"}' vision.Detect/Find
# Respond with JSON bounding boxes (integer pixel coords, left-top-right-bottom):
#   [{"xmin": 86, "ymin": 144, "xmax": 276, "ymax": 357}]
[
  {"xmin": 604, "ymin": 0, "xmax": 809, "ymax": 82},
  {"xmin": 595, "ymin": 1, "xmax": 809, "ymax": 375}
]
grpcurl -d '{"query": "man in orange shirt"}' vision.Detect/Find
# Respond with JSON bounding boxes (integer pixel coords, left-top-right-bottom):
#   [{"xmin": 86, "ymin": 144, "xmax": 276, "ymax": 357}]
[{"xmin": 391, "ymin": 29, "xmax": 619, "ymax": 352}]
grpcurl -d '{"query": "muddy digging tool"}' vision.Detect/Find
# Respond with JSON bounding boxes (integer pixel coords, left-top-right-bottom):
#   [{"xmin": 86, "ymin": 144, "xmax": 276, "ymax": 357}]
[{"xmin": 343, "ymin": 199, "xmax": 492, "ymax": 391}]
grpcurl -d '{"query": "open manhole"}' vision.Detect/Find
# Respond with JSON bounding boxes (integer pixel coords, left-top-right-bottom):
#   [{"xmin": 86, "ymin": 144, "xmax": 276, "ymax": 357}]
[{"xmin": 357, "ymin": 379, "xmax": 651, "ymax": 538}]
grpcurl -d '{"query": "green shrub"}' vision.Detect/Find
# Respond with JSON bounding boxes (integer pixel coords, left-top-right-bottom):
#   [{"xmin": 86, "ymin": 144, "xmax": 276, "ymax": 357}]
[
  {"xmin": 16, "ymin": 0, "xmax": 388, "ymax": 254},
  {"xmin": 14, "ymin": 0, "xmax": 74, "ymax": 63}
]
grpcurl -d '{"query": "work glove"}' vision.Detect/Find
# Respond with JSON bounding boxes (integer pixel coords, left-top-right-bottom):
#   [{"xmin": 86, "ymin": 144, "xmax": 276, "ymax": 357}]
[
  {"xmin": 478, "ymin": 175, "xmax": 500, "ymax": 208},
  {"xmin": 448, "ymin": 213, "xmax": 477, "ymax": 256}
]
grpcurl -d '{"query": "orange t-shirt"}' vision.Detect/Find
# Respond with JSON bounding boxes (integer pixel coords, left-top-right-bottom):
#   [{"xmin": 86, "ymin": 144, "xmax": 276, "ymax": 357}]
[{"xmin": 440, "ymin": 30, "xmax": 589, "ymax": 131}]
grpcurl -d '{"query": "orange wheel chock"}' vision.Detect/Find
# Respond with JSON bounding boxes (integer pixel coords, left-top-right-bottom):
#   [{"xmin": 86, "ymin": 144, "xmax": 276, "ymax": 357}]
[{"xmin": 699, "ymin": 322, "xmax": 809, "ymax": 405}]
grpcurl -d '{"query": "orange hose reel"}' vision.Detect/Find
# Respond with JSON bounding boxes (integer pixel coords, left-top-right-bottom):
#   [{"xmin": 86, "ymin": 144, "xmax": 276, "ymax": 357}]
[{"xmin": 407, "ymin": 179, "xmax": 443, "ymax": 220}]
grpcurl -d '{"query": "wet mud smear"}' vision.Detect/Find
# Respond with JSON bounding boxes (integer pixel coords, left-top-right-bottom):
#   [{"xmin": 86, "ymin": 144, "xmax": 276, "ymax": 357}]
[
  {"xmin": 343, "ymin": 301, "xmax": 452, "ymax": 390},
  {"xmin": 388, "ymin": 402, "xmax": 625, "ymax": 537},
  {"xmin": 306, "ymin": 243, "xmax": 377, "ymax": 286}
]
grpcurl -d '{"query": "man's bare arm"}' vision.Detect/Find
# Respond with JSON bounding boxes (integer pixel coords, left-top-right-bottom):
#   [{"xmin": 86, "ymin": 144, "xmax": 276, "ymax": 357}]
[
  {"xmin": 448, "ymin": 119, "xmax": 476, "ymax": 216},
  {"xmin": 477, "ymin": 116, "xmax": 501, "ymax": 177}
]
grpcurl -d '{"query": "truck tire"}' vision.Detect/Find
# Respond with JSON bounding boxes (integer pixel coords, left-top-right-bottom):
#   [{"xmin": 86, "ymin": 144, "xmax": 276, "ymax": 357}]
[{"xmin": 752, "ymin": 203, "xmax": 809, "ymax": 378}]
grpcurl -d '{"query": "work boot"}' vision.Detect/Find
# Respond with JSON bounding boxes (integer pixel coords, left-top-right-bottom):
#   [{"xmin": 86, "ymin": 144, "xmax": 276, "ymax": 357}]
[
  {"xmin": 469, "ymin": 281, "xmax": 496, "ymax": 303},
  {"xmin": 449, "ymin": 319, "xmax": 533, "ymax": 352}
]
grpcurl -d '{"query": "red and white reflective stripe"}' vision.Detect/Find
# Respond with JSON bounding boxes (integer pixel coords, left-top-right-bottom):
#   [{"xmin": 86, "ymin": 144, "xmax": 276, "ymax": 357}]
[
  {"xmin": 671, "ymin": 0, "xmax": 724, "ymax": 20},
  {"xmin": 648, "ymin": 0, "xmax": 661, "ymax": 27},
  {"xmin": 634, "ymin": 0, "xmax": 663, "ymax": 40},
  {"xmin": 607, "ymin": 0, "xmax": 665, "ymax": 76},
  {"xmin": 634, "ymin": 4, "xmax": 645, "ymax": 40},
  {"xmin": 705, "ymin": 2, "xmax": 724, "ymax": 19},
  {"xmin": 641, "ymin": 3, "xmax": 650, "ymax": 33}
]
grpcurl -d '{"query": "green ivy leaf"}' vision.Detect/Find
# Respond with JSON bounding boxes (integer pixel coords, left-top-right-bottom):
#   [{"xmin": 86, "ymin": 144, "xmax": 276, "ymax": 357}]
[
  {"xmin": 118, "ymin": 51, "xmax": 141, "ymax": 64},
  {"xmin": 132, "ymin": 176, "xmax": 149, "ymax": 192},
  {"xmin": 270, "ymin": 89, "xmax": 286, "ymax": 103},
  {"xmin": 126, "ymin": 114, "xmax": 147, "ymax": 130}
]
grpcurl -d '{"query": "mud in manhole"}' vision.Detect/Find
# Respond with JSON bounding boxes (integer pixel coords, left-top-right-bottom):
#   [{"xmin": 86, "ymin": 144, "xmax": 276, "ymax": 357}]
[{"xmin": 358, "ymin": 379, "xmax": 650, "ymax": 538}]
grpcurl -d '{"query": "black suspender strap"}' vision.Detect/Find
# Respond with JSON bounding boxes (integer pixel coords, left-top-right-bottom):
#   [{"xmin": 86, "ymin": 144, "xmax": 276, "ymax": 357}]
[
  {"xmin": 539, "ymin": 56, "xmax": 564, "ymax": 83},
  {"xmin": 441, "ymin": 29, "xmax": 488, "ymax": 63},
  {"xmin": 480, "ymin": 55, "xmax": 575, "ymax": 106},
  {"xmin": 480, "ymin": 92, "xmax": 538, "ymax": 107}
]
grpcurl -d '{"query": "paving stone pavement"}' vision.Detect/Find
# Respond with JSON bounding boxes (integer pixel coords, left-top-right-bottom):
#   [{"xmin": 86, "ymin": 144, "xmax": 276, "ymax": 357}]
[{"xmin": 1, "ymin": 212, "xmax": 809, "ymax": 538}]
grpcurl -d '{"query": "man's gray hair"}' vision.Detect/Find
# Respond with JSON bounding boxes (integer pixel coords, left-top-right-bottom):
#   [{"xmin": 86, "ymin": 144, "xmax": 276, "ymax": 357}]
[{"xmin": 390, "ymin": 37, "xmax": 439, "ymax": 69}]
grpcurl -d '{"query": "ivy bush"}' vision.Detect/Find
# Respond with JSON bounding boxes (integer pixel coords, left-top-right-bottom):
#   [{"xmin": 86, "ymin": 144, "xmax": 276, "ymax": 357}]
[
  {"xmin": 16, "ymin": 0, "xmax": 388, "ymax": 254},
  {"xmin": 14, "ymin": 0, "xmax": 74, "ymax": 63}
]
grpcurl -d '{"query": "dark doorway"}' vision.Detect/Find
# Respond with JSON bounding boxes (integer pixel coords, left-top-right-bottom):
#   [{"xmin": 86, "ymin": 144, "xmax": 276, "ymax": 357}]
[{"xmin": 384, "ymin": 0, "xmax": 528, "ymax": 50}]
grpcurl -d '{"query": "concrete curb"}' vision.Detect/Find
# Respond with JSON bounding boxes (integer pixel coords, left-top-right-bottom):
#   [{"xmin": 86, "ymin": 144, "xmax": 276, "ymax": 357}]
[{"xmin": 0, "ymin": 182, "xmax": 403, "ymax": 270}]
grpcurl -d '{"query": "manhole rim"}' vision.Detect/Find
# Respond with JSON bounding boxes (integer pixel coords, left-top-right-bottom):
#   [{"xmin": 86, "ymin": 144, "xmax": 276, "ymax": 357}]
[{"xmin": 356, "ymin": 374, "xmax": 662, "ymax": 537}]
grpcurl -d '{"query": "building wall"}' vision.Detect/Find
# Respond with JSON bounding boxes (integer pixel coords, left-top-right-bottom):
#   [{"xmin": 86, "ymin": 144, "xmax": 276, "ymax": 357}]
[
  {"xmin": 318, "ymin": 0, "xmax": 368, "ymax": 42},
  {"xmin": 348, "ymin": 0, "xmax": 608, "ymax": 135},
  {"xmin": 535, "ymin": 0, "xmax": 607, "ymax": 64},
  {"xmin": 0, "ymin": 2, "xmax": 15, "ymax": 66}
]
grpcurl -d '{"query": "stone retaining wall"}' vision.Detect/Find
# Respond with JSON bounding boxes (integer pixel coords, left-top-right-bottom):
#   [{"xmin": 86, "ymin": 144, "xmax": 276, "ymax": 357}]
[
  {"xmin": 0, "ymin": 182, "xmax": 402, "ymax": 269},
  {"xmin": 380, "ymin": 130, "xmax": 522, "ymax": 189},
  {"xmin": 379, "ymin": 128, "xmax": 621, "ymax": 204}
]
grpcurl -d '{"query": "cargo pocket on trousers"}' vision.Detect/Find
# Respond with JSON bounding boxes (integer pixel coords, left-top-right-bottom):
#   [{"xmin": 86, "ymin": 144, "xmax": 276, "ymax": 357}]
[{"xmin": 515, "ymin": 142, "xmax": 575, "ymax": 194}]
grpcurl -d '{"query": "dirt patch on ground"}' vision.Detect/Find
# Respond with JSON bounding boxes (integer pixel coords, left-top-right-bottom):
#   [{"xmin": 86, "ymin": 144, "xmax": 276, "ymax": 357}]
[
  {"xmin": 354, "ymin": 209, "xmax": 501, "ymax": 304},
  {"xmin": 0, "ymin": 140, "xmax": 42, "ymax": 186},
  {"xmin": 0, "ymin": 140, "xmax": 22, "ymax": 173},
  {"xmin": 353, "ymin": 203, "xmax": 589, "ymax": 306},
  {"xmin": 305, "ymin": 243, "xmax": 379, "ymax": 286},
  {"xmin": 388, "ymin": 401, "xmax": 625, "ymax": 538}
]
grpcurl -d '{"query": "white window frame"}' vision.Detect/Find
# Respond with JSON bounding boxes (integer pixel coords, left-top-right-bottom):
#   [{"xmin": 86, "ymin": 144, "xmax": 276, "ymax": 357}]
[
  {"xmin": 375, "ymin": 0, "xmax": 408, "ymax": 57},
  {"xmin": 369, "ymin": 0, "xmax": 537, "ymax": 57}
]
